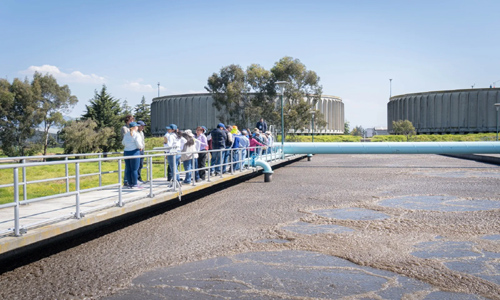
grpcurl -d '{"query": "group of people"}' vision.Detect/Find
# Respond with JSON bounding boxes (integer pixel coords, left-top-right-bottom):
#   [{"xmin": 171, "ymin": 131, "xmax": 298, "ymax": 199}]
[
  {"xmin": 163, "ymin": 118, "xmax": 274, "ymax": 185},
  {"xmin": 121, "ymin": 115, "xmax": 147, "ymax": 189}
]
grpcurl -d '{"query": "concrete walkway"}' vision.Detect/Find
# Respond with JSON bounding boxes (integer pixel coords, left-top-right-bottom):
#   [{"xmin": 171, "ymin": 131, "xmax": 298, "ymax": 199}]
[{"xmin": 0, "ymin": 156, "xmax": 299, "ymax": 256}]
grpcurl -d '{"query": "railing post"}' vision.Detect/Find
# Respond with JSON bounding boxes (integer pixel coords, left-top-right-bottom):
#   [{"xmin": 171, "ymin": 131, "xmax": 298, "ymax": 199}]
[
  {"xmin": 191, "ymin": 155, "xmax": 196, "ymax": 186},
  {"xmin": 173, "ymin": 156, "xmax": 177, "ymax": 191},
  {"xmin": 118, "ymin": 159, "xmax": 123, "ymax": 207},
  {"xmin": 22, "ymin": 159, "xmax": 27, "ymax": 201},
  {"xmin": 98, "ymin": 154, "xmax": 102, "ymax": 187},
  {"xmin": 74, "ymin": 162, "xmax": 82, "ymax": 219},
  {"xmin": 207, "ymin": 150, "xmax": 211, "ymax": 182},
  {"xmin": 14, "ymin": 167, "xmax": 21, "ymax": 236},
  {"xmin": 164, "ymin": 155, "xmax": 167, "ymax": 178},
  {"xmin": 65, "ymin": 157, "xmax": 69, "ymax": 193},
  {"xmin": 148, "ymin": 156, "xmax": 154, "ymax": 197}
]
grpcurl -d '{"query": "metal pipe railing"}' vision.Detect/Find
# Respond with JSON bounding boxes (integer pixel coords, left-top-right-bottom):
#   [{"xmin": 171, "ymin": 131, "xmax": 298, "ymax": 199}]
[{"xmin": 0, "ymin": 145, "xmax": 284, "ymax": 237}]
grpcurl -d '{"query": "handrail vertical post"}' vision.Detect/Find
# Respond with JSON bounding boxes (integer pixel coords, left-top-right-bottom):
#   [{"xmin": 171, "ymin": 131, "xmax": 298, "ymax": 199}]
[
  {"xmin": 98, "ymin": 154, "xmax": 102, "ymax": 187},
  {"xmin": 230, "ymin": 149, "xmax": 234, "ymax": 175},
  {"xmin": 22, "ymin": 159, "xmax": 27, "ymax": 201},
  {"xmin": 65, "ymin": 157, "xmax": 69, "ymax": 193},
  {"xmin": 148, "ymin": 156, "xmax": 153, "ymax": 197},
  {"xmin": 14, "ymin": 167, "xmax": 20, "ymax": 236},
  {"xmin": 172, "ymin": 155, "xmax": 177, "ymax": 191},
  {"xmin": 164, "ymin": 155, "xmax": 167, "ymax": 178},
  {"xmin": 207, "ymin": 150, "xmax": 211, "ymax": 182},
  {"xmin": 118, "ymin": 159, "xmax": 123, "ymax": 207},
  {"xmin": 74, "ymin": 162, "xmax": 81, "ymax": 219}
]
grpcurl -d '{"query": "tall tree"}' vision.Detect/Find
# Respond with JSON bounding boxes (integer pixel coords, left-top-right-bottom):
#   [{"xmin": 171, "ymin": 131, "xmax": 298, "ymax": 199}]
[
  {"xmin": 271, "ymin": 57, "xmax": 324, "ymax": 140},
  {"xmin": 205, "ymin": 64, "xmax": 247, "ymax": 126},
  {"xmin": 134, "ymin": 96, "xmax": 151, "ymax": 137},
  {"xmin": 33, "ymin": 72, "xmax": 78, "ymax": 158},
  {"xmin": 121, "ymin": 100, "xmax": 132, "ymax": 116},
  {"xmin": 82, "ymin": 85, "xmax": 122, "ymax": 152},
  {"xmin": 0, "ymin": 78, "xmax": 44, "ymax": 157}
]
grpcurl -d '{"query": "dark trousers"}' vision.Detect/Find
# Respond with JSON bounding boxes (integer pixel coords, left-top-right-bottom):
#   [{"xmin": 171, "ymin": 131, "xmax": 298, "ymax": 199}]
[{"xmin": 197, "ymin": 151, "xmax": 207, "ymax": 179}]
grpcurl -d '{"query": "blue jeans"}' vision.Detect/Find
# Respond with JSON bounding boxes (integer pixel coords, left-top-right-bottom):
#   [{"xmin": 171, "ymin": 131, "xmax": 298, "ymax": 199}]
[
  {"xmin": 232, "ymin": 149, "xmax": 240, "ymax": 170},
  {"xmin": 182, "ymin": 159, "xmax": 193, "ymax": 183},
  {"xmin": 211, "ymin": 150, "xmax": 222, "ymax": 173},
  {"xmin": 124, "ymin": 149, "xmax": 140, "ymax": 187},
  {"xmin": 222, "ymin": 148, "xmax": 230, "ymax": 173},
  {"xmin": 167, "ymin": 153, "xmax": 181, "ymax": 181}
]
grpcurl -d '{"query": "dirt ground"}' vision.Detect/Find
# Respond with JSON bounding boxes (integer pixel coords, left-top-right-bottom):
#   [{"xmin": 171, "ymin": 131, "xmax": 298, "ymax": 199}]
[{"xmin": 0, "ymin": 154, "xmax": 499, "ymax": 299}]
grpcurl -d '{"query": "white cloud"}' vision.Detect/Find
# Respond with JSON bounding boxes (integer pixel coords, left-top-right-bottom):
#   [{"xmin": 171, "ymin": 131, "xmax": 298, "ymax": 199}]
[
  {"xmin": 122, "ymin": 79, "xmax": 166, "ymax": 93},
  {"xmin": 20, "ymin": 65, "xmax": 106, "ymax": 84}
]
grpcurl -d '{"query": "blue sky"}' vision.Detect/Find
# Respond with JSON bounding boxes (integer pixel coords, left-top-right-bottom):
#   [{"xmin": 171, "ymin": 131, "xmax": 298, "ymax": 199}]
[{"xmin": 1, "ymin": 0, "xmax": 499, "ymax": 129}]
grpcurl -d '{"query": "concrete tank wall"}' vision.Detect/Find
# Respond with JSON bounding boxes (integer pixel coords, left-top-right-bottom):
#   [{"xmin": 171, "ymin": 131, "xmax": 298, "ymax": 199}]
[
  {"xmin": 151, "ymin": 93, "xmax": 345, "ymax": 136},
  {"xmin": 387, "ymin": 88, "xmax": 500, "ymax": 134}
]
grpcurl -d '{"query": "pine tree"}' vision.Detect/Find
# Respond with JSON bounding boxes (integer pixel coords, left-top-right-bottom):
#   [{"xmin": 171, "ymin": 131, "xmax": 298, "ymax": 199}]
[
  {"xmin": 82, "ymin": 85, "xmax": 122, "ymax": 152},
  {"xmin": 134, "ymin": 96, "xmax": 151, "ymax": 137}
]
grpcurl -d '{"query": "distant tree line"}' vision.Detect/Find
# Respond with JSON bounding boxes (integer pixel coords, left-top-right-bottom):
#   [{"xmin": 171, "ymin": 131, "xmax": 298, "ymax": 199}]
[{"xmin": 0, "ymin": 73, "xmax": 151, "ymax": 157}]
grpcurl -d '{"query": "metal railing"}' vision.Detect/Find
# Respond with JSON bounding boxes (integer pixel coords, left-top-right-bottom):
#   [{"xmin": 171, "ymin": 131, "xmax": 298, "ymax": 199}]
[{"xmin": 0, "ymin": 145, "xmax": 286, "ymax": 237}]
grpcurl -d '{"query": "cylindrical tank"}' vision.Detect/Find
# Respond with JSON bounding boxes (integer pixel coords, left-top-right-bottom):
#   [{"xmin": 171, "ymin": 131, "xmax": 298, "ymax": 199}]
[
  {"xmin": 388, "ymin": 88, "xmax": 500, "ymax": 134},
  {"xmin": 151, "ymin": 93, "xmax": 345, "ymax": 136}
]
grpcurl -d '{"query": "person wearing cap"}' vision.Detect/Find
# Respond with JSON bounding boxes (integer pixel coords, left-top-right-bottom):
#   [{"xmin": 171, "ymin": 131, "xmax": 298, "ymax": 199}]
[
  {"xmin": 209, "ymin": 123, "xmax": 227, "ymax": 175},
  {"xmin": 195, "ymin": 126, "xmax": 208, "ymax": 181},
  {"xmin": 137, "ymin": 121, "xmax": 146, "ymax": 183},
  {"xmin": 230, "ymin": 127, "xmax": 245, "ymax": 171},
  {"xmin": 164, "ymin": 124, "xmax": 181, "ymax": 182},
  {"xmin": 122, "ymin": 121, "xmax": 144, "ymax": 189}
]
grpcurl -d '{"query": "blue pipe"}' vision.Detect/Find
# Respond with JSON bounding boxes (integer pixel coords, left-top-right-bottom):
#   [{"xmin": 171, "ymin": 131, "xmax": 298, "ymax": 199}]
[{"xmin": 283, "ymin": 142, "xmax": 500, "ymax": 155}]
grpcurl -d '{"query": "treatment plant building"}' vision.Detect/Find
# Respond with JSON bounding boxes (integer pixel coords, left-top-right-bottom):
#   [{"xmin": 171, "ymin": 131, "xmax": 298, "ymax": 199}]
[
  {"xmin": 151, "ymin": 93, "xmax": 344, "ymax": 136},
  {"xmin": 387, "ymin": 88, "xmax": 500, "ymax": 134}
]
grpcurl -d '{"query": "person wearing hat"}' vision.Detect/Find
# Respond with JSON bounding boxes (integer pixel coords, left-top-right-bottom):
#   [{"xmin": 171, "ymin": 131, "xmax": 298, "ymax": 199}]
[
  {"xmin": 137, "ymin": 121, "xmax": 146, "ymax": 183},
  {"xmin": 122, "ymin": 121, "xmax": 144, "ymax": 189},
  {"xmin": 209, "ymin": 123, "xmax": 227, "ymax": 175},
  {"xmin": 179, "ymin": 130, "xmax": 199, "ymax": 185},
  {"xmin": 195, "ymin": 126, "xmax": 208, "ymax": 181},
  {"xmin": 164, "ymin": 124, "xmax": 181, "ymax": 182}
]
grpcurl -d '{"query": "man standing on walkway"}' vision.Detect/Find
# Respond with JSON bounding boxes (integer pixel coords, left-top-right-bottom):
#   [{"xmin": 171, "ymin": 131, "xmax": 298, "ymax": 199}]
[
  {"xmin": 137, "ymin": 121, "xmax": 146, "ymax": 183},
  {"xmin": 256, "ymin": 118, "xmax": 267, "ymax": 134},
  {"xmin": 210, "ymin": 123, "xmax": 227, "ymax": 175}
]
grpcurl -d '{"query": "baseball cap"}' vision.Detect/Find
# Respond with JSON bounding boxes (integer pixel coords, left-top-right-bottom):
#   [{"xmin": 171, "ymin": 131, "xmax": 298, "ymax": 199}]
[
  {"xmin": 166, "ymin": 124, "xmax": 178, "ymax": 130},
  {"xmin": 137, "ymin": 121, "xmax": 146, "ymax": 126}
]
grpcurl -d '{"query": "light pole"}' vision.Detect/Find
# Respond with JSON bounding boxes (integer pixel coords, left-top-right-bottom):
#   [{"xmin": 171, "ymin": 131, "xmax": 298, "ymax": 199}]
[
  {"xmin": 276, "ymin": 81, "xmax": 288, "ymax": 159},
  {"xmin": 389, "ymin": 79, "xmax": 392, "ymax": 98},
  {"xmin": 495, "ymin": 103, "xmax": 500, "ymax": 141},
  {"xmin": 310, "ymin": 110, "xmax": 315, "ymax": 142},
  {"xmin": 157, "ymin": 82, "xmax": 160, "ymax": 97}
]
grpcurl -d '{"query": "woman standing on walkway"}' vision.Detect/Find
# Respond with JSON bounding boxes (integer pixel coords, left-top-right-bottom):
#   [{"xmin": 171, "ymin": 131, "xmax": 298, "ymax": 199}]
[{"xmin": 122, "ymin": 121, "xmax": 144, "ymax": 189}]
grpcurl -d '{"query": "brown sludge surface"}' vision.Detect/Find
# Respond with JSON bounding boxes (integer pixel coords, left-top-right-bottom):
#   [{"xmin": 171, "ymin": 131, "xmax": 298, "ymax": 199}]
[{"xmin": 1, "ymin": 154, "xmax": 500, "ymax": 299}]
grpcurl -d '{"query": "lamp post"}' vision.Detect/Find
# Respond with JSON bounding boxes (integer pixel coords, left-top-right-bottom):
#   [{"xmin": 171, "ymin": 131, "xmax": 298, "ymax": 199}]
[
  {"xmin": 495, "ymin": 103, "xmax": 500, "ymax": 141},
  {"xmin": 310, "ymin": 110, "xmax": 315, "ymax": 142},
  {"xmin": 275, "ymin": 81, "xmax": 288, "ymax": 159},
  {"xmin": 389, "ymin": 79, "xmax": 392, "ymax": 98}
]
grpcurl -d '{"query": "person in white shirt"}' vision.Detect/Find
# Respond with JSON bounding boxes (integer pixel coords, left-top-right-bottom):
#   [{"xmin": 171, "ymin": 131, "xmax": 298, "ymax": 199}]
[
  {"xmin": 163, "ymin": 124, "xmax": 181, "ymax": 182},
  {"xmin": 122, "ymin": 122, "xmax": 144, "ymax": 189}
]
